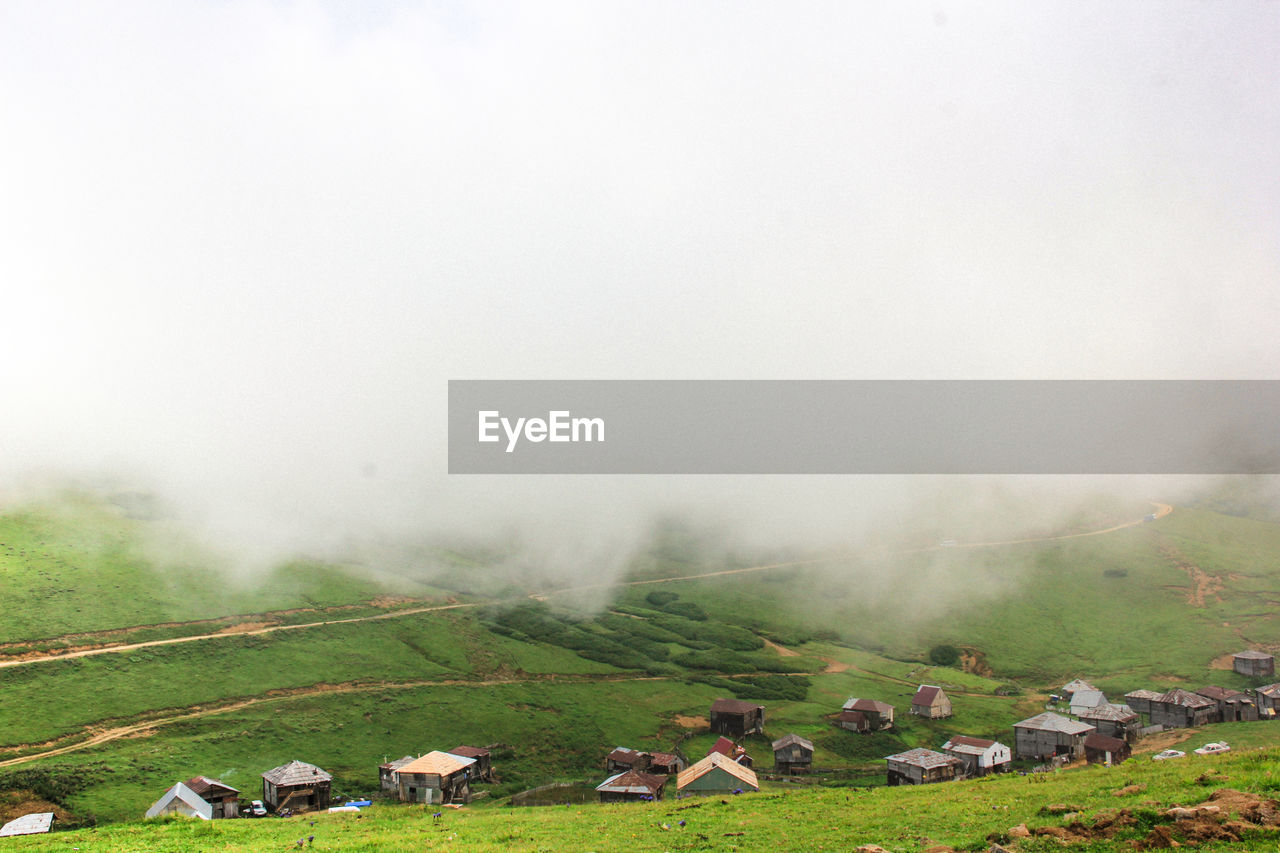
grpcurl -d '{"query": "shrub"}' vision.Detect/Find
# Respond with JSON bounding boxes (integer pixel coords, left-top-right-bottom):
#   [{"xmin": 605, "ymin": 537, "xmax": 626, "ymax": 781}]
[{"xmin": 928, "ymin": 644, "xmax": 960, "ymax": 667}]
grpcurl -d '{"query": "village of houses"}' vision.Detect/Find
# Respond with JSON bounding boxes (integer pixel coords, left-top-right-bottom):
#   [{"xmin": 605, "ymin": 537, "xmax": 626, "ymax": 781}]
[{"xmin": 10, "ymin": 648, "xmax": 1277, "ymax": 836}]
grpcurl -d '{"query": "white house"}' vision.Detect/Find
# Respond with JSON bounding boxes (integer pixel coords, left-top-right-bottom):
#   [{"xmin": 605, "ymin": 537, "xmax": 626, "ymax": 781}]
[{"xmin": 940, "ymin": 736, "xmax": 1012, "ymax": 777}]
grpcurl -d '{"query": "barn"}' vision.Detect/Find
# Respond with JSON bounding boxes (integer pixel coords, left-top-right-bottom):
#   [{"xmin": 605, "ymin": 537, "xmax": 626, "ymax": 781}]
[
  {"xmin": 1123, "ymin": 689, "xmax": 1162, "ymax": 717},
  {"xmin": 605, "ymin": 747, "xmax": 652, "ymax": 774},
  {"xmin": 842, "ymin": 698, "xmax": 894, "ymax": 730},
  {"xmin": 940, "ymin": 736, "xmax": 1011, "ymax": 777},
  {"xmin": 910, "ymin": 685, "xmax": 952, "ymax": 719},
  {"xmin": 771, "ymin": 733, "xmax": 814, "ymax": 774},
  {"xmin": 261, "ymin": 760, "xmax": 332, "ymax": 813},
  {"xmin": 1233, "ymin": 650, "xmax": 1275, "ymax": 678},
  {"xmin": 183, "ymin": 776, "xmax": 240, "ymax": 818},
  {"xmin": 885, "ymin": 748, "xmax": 960, "ymax": 786},
  {"xmin": 676, "ymin": 752, "xmax": 759, "ymax": 795},
  {"xmin": 836, "ymin": 710, "xmax": 871, "ymax": 733},
  {"xmin": 710, "ymin": 699, "xmax": 765, "ymax": 737},
  {"xmin": 1195, "ymin": 687, "xmax": 1259, "ymax": 723},
  {"xmin": 393, "ymin": 751, "xmax": 475, "ymax": 805},
  {"xmin": 1013, "ymin": 712, "xmax": 1095, "ymax": 759},
  {"xmin": 596, "ymin": 770, "xmax": 666, "ymax": 803},
  {"xmin": 1083, "ymin": 732, "xmax": 1131, "ymax": 766},
  {"xmin": 1256, "ymin": 683, "xmax": 1280, "ymax": 717},
  {"xmin": 648, "ymin": 751, "xmax": 685, "ymax": 774}
]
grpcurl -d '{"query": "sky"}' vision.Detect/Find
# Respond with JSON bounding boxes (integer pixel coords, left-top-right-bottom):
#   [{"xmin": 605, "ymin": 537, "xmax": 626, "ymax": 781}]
[{"xmin": 1, "ymin": 1, "xmax": 1277, "ymax": 575}]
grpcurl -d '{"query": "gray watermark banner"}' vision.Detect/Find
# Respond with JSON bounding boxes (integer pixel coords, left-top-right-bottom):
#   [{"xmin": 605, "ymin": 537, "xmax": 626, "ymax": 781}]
[{"xmin": 448, "ymin": 380, "xmax": 1280, "ymax": 474}]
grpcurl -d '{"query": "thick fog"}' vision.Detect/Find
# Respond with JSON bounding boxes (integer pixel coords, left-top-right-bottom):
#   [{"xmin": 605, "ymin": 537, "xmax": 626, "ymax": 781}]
[{"xmin": 2, "ymin": 2, "xmax": 1277, "ymax": 584}]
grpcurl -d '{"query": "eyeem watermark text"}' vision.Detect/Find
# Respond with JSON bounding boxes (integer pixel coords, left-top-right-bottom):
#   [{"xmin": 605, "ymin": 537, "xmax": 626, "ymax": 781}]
[{"xmin": 477, "ymin": 410, "xmax": 605, "ymax": 453}]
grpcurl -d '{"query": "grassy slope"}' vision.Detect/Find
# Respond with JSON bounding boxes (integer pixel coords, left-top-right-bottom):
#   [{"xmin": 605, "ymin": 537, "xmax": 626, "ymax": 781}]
[{"xmin": 11, "ymin": 740, "xmax": 1280, "ymax": 851}]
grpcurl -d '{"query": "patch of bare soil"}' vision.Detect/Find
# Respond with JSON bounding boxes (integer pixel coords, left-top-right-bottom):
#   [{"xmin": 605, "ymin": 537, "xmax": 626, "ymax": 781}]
[
  {"xmin": 674, "ymin": 715, "xmax": 706, "ymax": 729},
  {"xmin": 1159, "ymin": 545, "xmax": 1225, "ymax": 607},
  {"xmin": 1209, "ymin": 653, "xmax": 1235, "ymax": 670},
  {"xmin": 0, "ymin": 791, "xmax": 73, "ymax": 824},
  {"xmin": 761, "ymin": 638, "xmax": 799, "ymax": 658},
  {"xmin": 1137, "ymin": 728, "xmax": 1194, "ymax": 753},
  {"xmin": 959, "ymin": 647, "xmax": 993, "ymax": 677},
  {"xmin": 215, "ymin": 621, "xmax": 273, "ymax": 635},
  {"xmin": 821, "ymin": 658, "xmax": 850, "ymax": 673}
]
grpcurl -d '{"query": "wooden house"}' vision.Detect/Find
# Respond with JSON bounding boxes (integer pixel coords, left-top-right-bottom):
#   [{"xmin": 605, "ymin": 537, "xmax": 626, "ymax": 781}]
[
  {"xmin": 648, "ymin": 751, "xmax": 685, "ymax": 774},
  {"xmin": 710, "ymin": 699, "xmax": 764, "ymax": 737},
  {"xmin": 1013, "ymin": 712, "xmax": 1095, "ymax": 760},
  {"xmin": 910, "ymin": 685, "xmax": 952, "ymax": 719},
  {"xmin": 596, "ymin": 770, "xmax": 666, "ymax": 803},
  {"xmin": 1256, "ymin": 684, "xmax": 1280, "ymax": 717},
  {"xmin": 145, "ymin": 781, "xmax": 212, "ymax": 820},
  {"xmin": 940, "ymin": 736, "xmax": 1011, "ymax": 777},
  {"xmin": 183, "ymin": 776, "xmax": 239, "ymax": 818},
  {"xmin": 885, "ymin": 748, "xmax": 960, "ymax": 786},
  {"xmin": 1076, "ymin": 703, "xmax": 1141, "ymax": 742},
  {"xmin": 261, "ymin": 760, "xmax": 332, "ymax": 813},
  {"xmin": 1123, "ymin": 689, "xmax": 1162, "ymax": 717},
  {"xmin": 379, "ymin": 756, "xmax": 415, "ymax": 792},
  {"xmin": 709, "ymin": 736, "xmax": 753, "ymax": 768},
  {"xmin": 1195, "ymin": 687, "xmax": 1259, "ymax": 723},
  {"xmin": 1233, "ymin": 650, "xmax": 1275, "ymax": 678},
  {"xmin": 771, "ymin": 733, "xmax": 814, "ymax": 774},
  {"xmin": 605, "ymin": 747, "xmax": 652, "ymax": 774},
  {"xmin": 842, "ymin": 697, "xmax": 894, "ymax": 730},
  {"xmin": 1149, "ymin": 689, "xmax": 1216, "ymax": 729},
  {"xmin": 394, "ymin": 751, "xmax": 474, "ymax": 804},
  {"xmin": 836, "ymin": 709, "xmax": 871, "ymax": 732},
  {"xmin": 676, "ymin": 752, "xmax": 759, "ymax": 795},
  {"xmin": 1084, "ymin": 733, "xmax": 1130, "ymax": 766}
]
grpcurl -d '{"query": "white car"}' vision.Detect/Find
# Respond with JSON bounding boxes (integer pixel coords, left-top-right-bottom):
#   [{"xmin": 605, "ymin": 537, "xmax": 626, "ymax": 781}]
[
  {"xmin": 1194, "ymin": 742, "xmax": 1230, "ymax": 755},
  {"xmin": 1152, "ymin": 749, "xmax": 1186, "ymax": 760}
]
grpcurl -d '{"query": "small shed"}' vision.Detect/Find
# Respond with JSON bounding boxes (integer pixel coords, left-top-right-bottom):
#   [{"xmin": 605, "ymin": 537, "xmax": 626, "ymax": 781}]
[
  {"xmin": 262, "ymin": 760, "xmax": 332, "ymax": 813},
  {"xmin": 709, "ymin": 699, "xmax": 765, "ymax": 737},
  {"xmin": 1123, "ymin": 689, "xmax": 1162, "ymax": 716},
  {"xmin": 771, "ymin": 733, "xmax": 814, "ymax": 774},
  {"xmin": 842, "ymin": 697, "xmax": 894, "ymax": 730},
  {"xmin": 885, "ymin": 748, "xmax": 960, "ymax": 786},
  {"xmin": 1196, "ymin": 687, "xmax": 1259, "ymax": 723},
  {"xmin": 1255, "ymin": 684, "xmax": 1280, "ymax": 717},
  {"xmin": 605, "ymin": 746, "xmax": 652, "ymax": 774},
  {"xmin": 676, "ymin": 752, "xmax": 759, "ymax": 795},
  {"xmin": 940, "ymin": 736, "xmax": 1011, "ymax": 777},
  {"xmin": 1076, "ymin": 704, "xmax": 1141, "ymax": 742},
  {"xmin": 145, "ymin": 782, "xmax": 213, "ymax": 820},
  {"xmin": 450, "ymin": 746, "xmax": 494, "ymax": 782},
  {"xmin": 836, "ymin": 709, "xmax": 870, "ymax": 733},
  {"xmin": 1013, "ymin": 712, "xmax": 1095, "ymax": 759},
  {"xmin": 1233, "ymin": 650, "xmax": 1275, "ymax": 677},
  {"xmin": 596, "ymin": 770, "xmax": 666, "ymax": 803},
  {"xmin": 1149, "ymin": 689, "xmax": 1216, "ymax": 729},
  {"xmin": 394, "ymin": 751, "xmax": 475, "ymax": 804},
  {"xmin": 184, "ymin": 776, "xmax": 240, "ymax": 818},
  {"xmin": 0, "ymin": 813, "xmax": 54, "ymax": 837},
  {"xmin": 910, "ymin": 685, "xmax": 952, "ymax": 719},
  {"xmin": 380, "ymin": 756, "xmax": 416, "ymax": 792},
  {"xmin": 648, "ymin": 751, "xmax": 685, "ymax": 774},
  {"xmin": 1061, "ymin": 679, "xmax": 1099, "ymax": 701},
  {"xmin": 1083, "ymin": 732, "xmax": 1131, "ymax": 766}
]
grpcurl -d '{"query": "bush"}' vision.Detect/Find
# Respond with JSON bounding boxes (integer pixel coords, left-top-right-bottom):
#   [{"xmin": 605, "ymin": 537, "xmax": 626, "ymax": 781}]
[
  {"xmin": 644, "ymin": 591, "xmax": 679, "ymax": 608},
  {"xmin": 662, "ymin": 601, "xmax": 708, "ymax": 621},
  {"xmin": 928, "ymin": 644, "xmax": 960, "ymax": 667}
]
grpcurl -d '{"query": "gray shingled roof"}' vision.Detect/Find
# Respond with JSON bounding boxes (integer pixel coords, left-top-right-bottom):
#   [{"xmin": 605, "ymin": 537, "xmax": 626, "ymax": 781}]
[
  {"xmin": 1155, "ymin": 688, "xmax": 1215, "ymax": 709},
  {"xmin": 1078, "ymin": 703, "xmax": 1138, "ymax": 722},
  {"xmin": 1234, "ymin": 650, "xmax": 1274, "ymax": 660},
  {"xmin": 1013, "ymin": 712, "xmax": 1095, "ymax": 735},
  {"xmin": 771, "ymin": 733, "xmax": 814, "ymax": 752},
  {"xmin": 262, "ymin": 760, "xmax": 332, "ymax": 786},
  {"xmin": 885, "ymin": 748, "xmax": 959, "ymax": 769}
]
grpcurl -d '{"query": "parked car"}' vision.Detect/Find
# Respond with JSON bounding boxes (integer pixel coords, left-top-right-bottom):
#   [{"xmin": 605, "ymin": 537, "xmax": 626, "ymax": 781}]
[
  {"xmin": 1194, "ymin": 742, "xmax": 1230, "ymax": 755},
  {"xmin": 249, "ymin": 800, "xmax": 268, "ymax": 817},
  {"xmin": 1152, "ymin": 749, "xmax": 1186, "ymax": 760}
]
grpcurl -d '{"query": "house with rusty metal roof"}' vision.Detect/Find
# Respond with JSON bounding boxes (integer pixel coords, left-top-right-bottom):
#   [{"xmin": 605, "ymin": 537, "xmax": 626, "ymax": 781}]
[
  {"xmin": 910, "ymin": 685, "xmax": 952, "ymax": 719},
  {"xmin": 1013, "ymin": 712, "xmax": 1095, "ymax": 759},
  {"xmin": 1123, "ymin": 689, "xmax": 1162, "ymax": 716},
  {"xmin": 1233, "ymin": 650, "xmax": 1275, "ymax": 677},
  {"xmin": 605, "ymin": 746, "xmax": 653, "ymax": 774},
  {"xmin": 1076, "ymin": 703, "xmax": 1140, "ymax": 741},
  {"xmin": 841, "ymin": 697, "xmax": 894, "ymax": 730},
  {"xmin": 1149, "ymin": 689, "xmax": 1216, "ymax": 729},
  {"xmin": 596, "ymin": 770, "xmax": 666, "ymax": 803},
  {"xmin": 261, "ymin": 760, "xmax": 332, "ymax": 813},
  {"xmin": 647, "ymin": 751, "xmax": 685, "ymax": 774},
  {"xmin": 393, "ymin": 751, "xmax": 475, "ymax": 805},
  {"xmin": 183, "ymin": 776, "xmax": 240, "ymax": 818},
  {"xmin": 940, "ymin": 736, "xmax": 1011, "ymax": 777},
  {"xmin": 710, "ymin": 698, "xmax": 764, "ymax": 737},
  {"xmin": 1256, "ymin": 683, "xmax": 1280, "ymax": 717},
  {"xmin": 450, "ymin": 745, "xmax": 494, "ymax": 782},
  {"xmin": 885, "ymin": 748, "xmax": 960, "ymax": 786},
  {"xmin": 1195, "ymin": 686, "xmax": 1259, "ymax": 722},
  {"xmin": 677, "ymin": 751, "xmax": 759, "ymax": 795},
  {"xmin": 1084, "ymin": 732, "xmax": 1130, "ymax": 766},
  {"xmin": 708, "ymin": 736, "xmax": 753, "ymax": 768}
]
